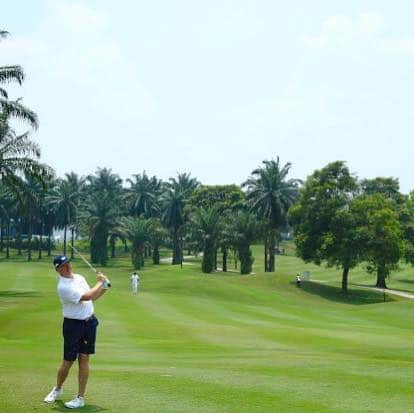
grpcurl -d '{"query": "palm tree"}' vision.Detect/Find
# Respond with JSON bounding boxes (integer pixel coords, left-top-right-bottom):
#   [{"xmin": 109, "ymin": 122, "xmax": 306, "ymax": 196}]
[
  {"xmin": 229, "ymin": 211, "xmax": 260, "ymax": 275},
  {"xmin": 127, "ymin": 171, "xmax": 162, "ymax": 218},
  {"xmin": 0, "ymin": 114, "xmax": 49, "ymax": 196},
  {"xmin": 191, "ymin": 207, "xmax": 222, "ymax": 273},
  {"xmin": 117, "ymin": 216, "xmax": 151, "ymax": 269},
  {"xmin": 147, "ymin": 218, "xmax": 167, "ymax": 264},
  {"xmin": 19, "ymin": 174, "xmax": 43, "ymax": 261},
  {"xmin": 0, "ymin": 186, "xmax": 14, "ymax": 256},
  {"xmin": 161, "ymin": 173, "xmax": 199, "ymax": 265},
  {"xmin": 64, "ymin": 172, "xmax": 85, "ymax": 258},
  {"xmin": 243, "ymin": 157, "xmax": 300, "ymax": 272},
  {"xmin": 48, "ymin": 176, "xmax": 81, "ymax": 255},
  {"xmin": 0, "ymin": 31, "xmax": 38, "ymax": 128},
  {"xmin": 82, "ymin": 192, "xmax": 120, "ymax": 266}
]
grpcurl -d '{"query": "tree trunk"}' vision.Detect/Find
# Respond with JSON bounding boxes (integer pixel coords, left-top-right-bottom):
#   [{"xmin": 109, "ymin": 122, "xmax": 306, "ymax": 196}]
[
  {"xmin": 214, "ymin": 249, "xmax": 217, "ymax": 270},
  {"xmin": 27, "ymin": 216, "xmax": 32, "ymax": 262},
  {"xmin": 341, "ymin": 266, "xmax": 349, "ymax": 292},
  {"xmin": 222, "ymin": 247, "xmax": 227, "ymax": 272},
  {"xmin": 110, "ymin": 237, "xmax": 116, "ymax": 258},
  {"xmin": 17, "ymin": 219, "xmax": 22, "ymax": 255},
  {"xmin": 70, "ymin": 227, "xmax": 75, "ymax": 259},
  {"xmin": 132, "ymin": 245, "xmax": 143, "ymax": 270},
  {"xmin": 6, "ymin": 219, "xmax": 10, "ymax": 259},
  {"xmin": 47, "ymin": 231, "xmax": 52, "ymax": 257},
  {"xmin": 91, "ymin": 225, "xmax": 108, "ymax": 266},
  {"xmin": 239, "ymin": 243, "xmax": 254, "ymax": 275},
  {"xmin": 63, "ymin": 223, "xmax": 67, "ymax": 256},
  {"xmin": 264, "ymin": 236, "xmax": 268, "ymax": 272},
  {"xmin": 202, "ymin": 242, "xmax": 215, "ymax": 273},
  {"xmin": 268, "ymin": 234, "xmax": 275, "ymax": 272},
  {"xmin": 152, "ymin": 244, "xmax": 160, "ymax": 264},
  {"xmin": 172, "ymin": 228, "xmax": 181, "ymax": 265},
  {"xmin": 38, "ymin": 222, "xmax": 43, "ymax": 259},
  {"xmin": 0, "ymin": 218, "xmax": 3, "ymax": 252},
  {"xmin": 376, "ymin": 264, "xmax": 387, "ymax": 289}
]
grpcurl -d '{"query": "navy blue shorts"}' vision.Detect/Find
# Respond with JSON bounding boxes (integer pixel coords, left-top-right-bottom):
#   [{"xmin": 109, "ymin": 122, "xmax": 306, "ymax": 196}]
[{"xmin": 62, "ymin": 315, "xmax": 99, "ymax": 361}]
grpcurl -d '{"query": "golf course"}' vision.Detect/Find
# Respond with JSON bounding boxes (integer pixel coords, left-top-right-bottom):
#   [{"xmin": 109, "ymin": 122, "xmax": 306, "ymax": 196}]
[{"xmin": 1, "ymin": 245, "xmax": 414, "ymax": 413}]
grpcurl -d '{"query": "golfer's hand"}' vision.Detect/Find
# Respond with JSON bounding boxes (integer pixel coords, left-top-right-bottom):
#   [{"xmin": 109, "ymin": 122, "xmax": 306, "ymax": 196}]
[{"xmin": 97, "ymin": 272, "xmax": 106, "ymax": 283}]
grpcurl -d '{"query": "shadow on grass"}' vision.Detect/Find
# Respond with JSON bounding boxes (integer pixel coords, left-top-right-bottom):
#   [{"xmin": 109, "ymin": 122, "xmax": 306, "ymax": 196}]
[
  {"xmin": 0, "ymin": 290, "xmax": 42, "ymax": 298},
  {"xmin": 297, "ymin": 281, "xmax": 394, "ymax": 305},
  {"xmin": 395, "ymin": 279, "xmax": 414, "ymax": 285},
  {"xmin": 52, "ymin": 400, "xmax": 108, "ymax": 412}
]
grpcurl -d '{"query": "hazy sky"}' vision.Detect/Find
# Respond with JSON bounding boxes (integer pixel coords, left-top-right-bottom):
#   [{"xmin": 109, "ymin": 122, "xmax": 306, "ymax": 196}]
[{"xmin": 1, "ymin": 1, "xmax": 413, "ymax": 192}]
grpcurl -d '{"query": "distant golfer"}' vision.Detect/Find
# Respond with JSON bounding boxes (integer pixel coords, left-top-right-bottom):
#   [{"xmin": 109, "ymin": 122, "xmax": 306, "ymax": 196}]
[
  {"xmin": 296, "ymin": 273, "xmax": 302, "ymax": 287},
  {"xmin": 44, "ymin": 255, "xmax": 110, "ymax": 409},
  {"xmin": 131, "ymin": 271, "xmax": 140, "ymax": 294}
]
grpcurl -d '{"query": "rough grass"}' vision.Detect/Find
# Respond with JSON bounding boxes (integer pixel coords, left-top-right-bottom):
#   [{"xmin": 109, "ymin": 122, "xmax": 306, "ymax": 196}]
[{"xmin": 0, "ymin": 245, "xmax": 414, "ymax": 412}]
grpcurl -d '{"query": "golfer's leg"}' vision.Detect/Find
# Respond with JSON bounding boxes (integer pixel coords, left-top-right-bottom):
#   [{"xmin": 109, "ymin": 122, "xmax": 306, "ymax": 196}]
[
  {"xmin": 57, "ymin": 360, "xmax": 74, "ymax": 388},
  {"xmin": 78, "ymin": 354, "xmax": 89, "ymax": 397}
]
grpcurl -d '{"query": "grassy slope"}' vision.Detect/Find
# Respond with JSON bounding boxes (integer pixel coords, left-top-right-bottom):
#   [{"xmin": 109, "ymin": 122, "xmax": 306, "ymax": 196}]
[{"xmin": 0, "ymin": 246, "xmax": 414, "ymax": 412}]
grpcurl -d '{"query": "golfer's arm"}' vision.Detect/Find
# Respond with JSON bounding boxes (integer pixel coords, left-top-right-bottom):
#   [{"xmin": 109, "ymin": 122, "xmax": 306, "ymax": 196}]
[{"xmin": 80, "ymin": 282, "xmax": 107, "ymax": 302}]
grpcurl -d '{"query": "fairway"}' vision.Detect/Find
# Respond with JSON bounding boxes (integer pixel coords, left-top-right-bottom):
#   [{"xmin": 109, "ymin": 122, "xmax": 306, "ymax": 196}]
[{"xmin": 1, "ymin": 249, "xmax": 414, "ymax": 412}]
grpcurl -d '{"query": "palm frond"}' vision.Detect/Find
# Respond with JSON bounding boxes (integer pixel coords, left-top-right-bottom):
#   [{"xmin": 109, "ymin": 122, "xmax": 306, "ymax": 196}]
[
  {"xmin": 0, "ymin": 98, "xmax": 38, "ymax": 129},
  {"xmin": 0, "ymin": 88, "xmax": 8, "ymax": 98},
  {"xmin": 0, "ymin": 66, "xmax": 25, "ymax": 85}
]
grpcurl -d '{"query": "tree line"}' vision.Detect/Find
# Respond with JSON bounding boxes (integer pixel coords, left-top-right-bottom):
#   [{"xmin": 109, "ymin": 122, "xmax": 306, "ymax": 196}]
[{"xmin": 1, "ymin": 30, "xmax": 414, "ymax": 289}]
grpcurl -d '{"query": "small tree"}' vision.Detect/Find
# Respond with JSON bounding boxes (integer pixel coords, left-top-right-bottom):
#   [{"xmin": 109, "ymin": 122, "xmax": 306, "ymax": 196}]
[
  {"xmin": 191, "ymin": 207, "xmax": 222, "ymax": 273},
  {"xmin": 118, "ymin": 217, "xmax": 151, "ymax": 269},
  {"xmin": 229, "ymin": 211, "xmax": 259, "ymax": 274}
]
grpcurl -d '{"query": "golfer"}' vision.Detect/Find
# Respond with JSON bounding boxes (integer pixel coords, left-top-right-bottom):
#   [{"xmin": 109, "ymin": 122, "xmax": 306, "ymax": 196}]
[
  {"xmin": 131, "ymin": 271, "xmax": 140, "ymax": 294},
  {"xmin": 44, "ymin": 255, "xmax": 110, "ymax": 409}
]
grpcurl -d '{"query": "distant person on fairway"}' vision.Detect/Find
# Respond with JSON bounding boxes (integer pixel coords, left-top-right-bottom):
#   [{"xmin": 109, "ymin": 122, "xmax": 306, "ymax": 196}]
[
  {"xmin": 296, "ymin": 273, "xmax": 302, "ymax": 287},
  {"xmin": 131, "ymin": 271, "xmax": 140, "ymax": 294},
  {"xmin": 44, "ymin": 255, "xmax": 110, "ymax": 409}
]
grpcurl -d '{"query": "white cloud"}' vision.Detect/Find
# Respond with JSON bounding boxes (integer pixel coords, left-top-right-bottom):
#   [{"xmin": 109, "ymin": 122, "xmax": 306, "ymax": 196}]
[
  {"xmin": 0, "ymin": 1, "xmax": 157, "ymax": 122},
  {"xmin": 208, "ymin": 11, "xmax": 260, "ymax": 49},
  {"xmin": 50, "ymin": 0, "xmax": 109, "ymax": 36},
  {"xmin": 302, "ymin": 12, "xmax": 414, "ymax": 56}
]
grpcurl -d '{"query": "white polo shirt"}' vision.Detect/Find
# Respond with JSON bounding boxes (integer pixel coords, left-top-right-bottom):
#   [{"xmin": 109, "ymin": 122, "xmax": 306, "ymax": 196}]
[
  {"xmin": 57, "ymin": 273, "xmax": 94, "ymax": 320},
  {"xmin": 131, "ymin": 274, "xmax": 139, "ymax": 284}
]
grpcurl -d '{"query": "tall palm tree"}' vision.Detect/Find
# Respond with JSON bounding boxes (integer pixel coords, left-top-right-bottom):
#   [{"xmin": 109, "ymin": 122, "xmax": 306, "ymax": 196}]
[
  {"xmin": 127, "ymin": 171, "xmax": 162, "ymax": 218},
  {"xmin": 0, "ymin": 114, "xmax": 49, "ymax": 196},
  {"xmin": 0, "ymin": 185, "xmax": 13, "ymax": 256},
  {"xmin": 191, "ymin": 207, "xmax": 222, "ymax": 273},
  {"xmin": 19, "ymin": 174, "xmax": 43, "ymax": 261},
  {"xmin": 64, "ymin": 172, "xmax": 85, "ymax": 258},
  {"xmin": 243, "ymin": 157, "xmax": 300, "ymax": 272},
  {"xmin": 82, "ymin": 192, "xmax": 120, "ymax": 266},
  {"xmin": 147, "ymin": 218, "xmax": 167, "ymax": 265},
  {"xmin": 161, "ymin": 173, "xmax": 199, "ymax": 265},
  {"xmin": 47, "ymin": 173, "xmax": 84, "ymax": 256},
  {"xmin": 117, "ymin": 216, "xmax": 151, "ymax": 269},
  {"xmin": 0, "ymin": 31, "xmax": 38, "ymax": 128}
]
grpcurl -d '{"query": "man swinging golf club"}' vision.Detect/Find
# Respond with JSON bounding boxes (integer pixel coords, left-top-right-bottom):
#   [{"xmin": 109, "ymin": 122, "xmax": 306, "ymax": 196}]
[{"xmin": 44, "ymin": 254, "xmax": 110, "ymax": 409}]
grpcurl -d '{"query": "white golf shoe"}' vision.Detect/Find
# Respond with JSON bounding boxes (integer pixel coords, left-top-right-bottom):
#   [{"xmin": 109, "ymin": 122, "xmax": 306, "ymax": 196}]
[
  {"xmin": 64, "ymin": 396, "xmax": 85, "ymax": 409},
  {"xmin": 43, "ymin": 386, "xmax": 63, "ymax": 403}
]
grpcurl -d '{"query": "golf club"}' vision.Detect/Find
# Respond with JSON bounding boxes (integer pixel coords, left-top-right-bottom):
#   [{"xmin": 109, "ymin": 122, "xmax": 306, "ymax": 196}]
[{"xmin": 70, "ymin": 245, "xmax": 111, "ymax": 287}]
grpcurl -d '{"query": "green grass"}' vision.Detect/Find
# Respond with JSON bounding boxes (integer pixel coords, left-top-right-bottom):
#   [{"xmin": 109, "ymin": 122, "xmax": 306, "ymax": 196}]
[{"xmin": 1, "ymin": 246, "xmax": 414, "ymax": 412}]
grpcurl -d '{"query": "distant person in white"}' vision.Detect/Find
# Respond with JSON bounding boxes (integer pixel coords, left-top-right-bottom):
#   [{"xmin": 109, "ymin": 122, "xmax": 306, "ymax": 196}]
[
  {"xmin": 44, "ymin": 254, "xmax": 110, "ymax": 409},
  {"xmin": 131, "ymin": 271, "xmax": 140, "ymax": 294}
]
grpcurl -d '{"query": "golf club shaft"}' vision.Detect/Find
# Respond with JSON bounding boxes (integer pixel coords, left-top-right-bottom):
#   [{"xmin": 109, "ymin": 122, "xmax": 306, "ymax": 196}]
[
  {"xmin": 70, "ymin": 245, "xmax": 111, "ymax": 287},
  {"xmin": 70, "ymin": 245, "xmax": 97, "ymax": 273}
]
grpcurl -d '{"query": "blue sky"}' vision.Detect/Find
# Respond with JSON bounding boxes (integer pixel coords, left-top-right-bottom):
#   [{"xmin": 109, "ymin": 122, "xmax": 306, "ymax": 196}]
[{"xmin": 1, "ymin": 0, "xmax": 413, "ymax": 192}]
